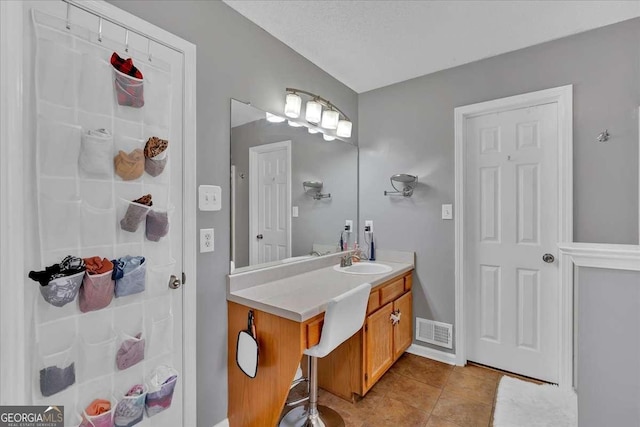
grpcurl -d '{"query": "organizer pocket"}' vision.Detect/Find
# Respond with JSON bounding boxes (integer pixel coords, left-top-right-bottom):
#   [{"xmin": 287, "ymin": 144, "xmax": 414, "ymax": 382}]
[
  {"xmin": 114, "ymin": 259, "xmax": 146, "ymax": 297},
  {"xmin": 40, "ymin": 270, "xmax": 85, "ymax": 308},
  {"xmin": 144, "ymin": 154, "xmax": 168, "ymax": 178},
  {"xmin": 116, "ymin": 332, "xmax": 145, "ymax": 371},
  {"xmin": 81, "ymin": 202, "xmax": 116, "ymax": 247},
  {"xmin": 145, "ymin": 209, "xmax": 170, "ymax": 242},
  {"xmin": 145, "ymin": 261, "xmax": 175, "ymax": 296},
  {"xmin": 79, "ymin": 129, "xmax": 114, "ymax": 179},
  {"xmin": 119, "ymin": 199, "xmax": 151, "ymax": 233},
  {"xmin": 79, "ymin": 270, "xmax": 115, "ymax": 313},
  {"xmin": 36, "ymin": 38, "xmax": 79, "ymax": 108},
  {"xmin": 114, "ymin": 384, "xmax": 147, "ymax": 427},
  {"xmin": 148, "ymin": 314, "xmax": 173, "ymax": 357},
  {"xmin": 40, "ymin": 196, "xmax": 82, "ymax": 252},
  {"xmin": 39, "ymin": 346, "xmax": 76, "ymax": 397},
  {"xmin": 145, "ymin": 365, "xmax": 178, "ymax": 417},
  {"xmin": 143, "ymin": 65, "xmax": 171, "ymax": 127},
  {"xmin": 113, "ymin": 68, "xmax": 144, "ymax": 108},
  {"xmin": 80, "ymin": 400, "xmax": 114, "ymax": 427},
  {"xmin": 79, "ymin": 332, "xmax": 116, "ymax": 381},
  {"xmin": 37, "ymin": 119, "xmax": 82, "ymax": 178},
  {"xmin": 79, "ymin": 54, "xmax": 114, "ymax": 116}
]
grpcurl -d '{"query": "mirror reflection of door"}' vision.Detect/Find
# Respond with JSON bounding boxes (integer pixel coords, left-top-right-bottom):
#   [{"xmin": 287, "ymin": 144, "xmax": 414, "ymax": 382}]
[{"xmin": 249, "ymin": 141, "xmax": 292, "ymax": 265}]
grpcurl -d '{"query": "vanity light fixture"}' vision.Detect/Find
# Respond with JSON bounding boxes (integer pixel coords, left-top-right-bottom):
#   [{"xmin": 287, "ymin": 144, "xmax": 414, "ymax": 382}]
[
  {"xmin": 265, "ymin": 112, "xmax": 285, "ymax": 123},
  {"xmin": 285, "ymin": 88, "xmax": 352, "ymax": 138},
  {"xmin": 323, "ymin": 134, "xmax": 336, "ymax": 141},
  {"xmin": 284, "ymin": 93, "xmax": 302, "ymax": 118},
  {"xmin": 308, "ymin": 128, "xmax": 319, "ymax": 134},
  {"xmin": 288, "ymin": 120, "xmax": 303, "ymax": 128}
]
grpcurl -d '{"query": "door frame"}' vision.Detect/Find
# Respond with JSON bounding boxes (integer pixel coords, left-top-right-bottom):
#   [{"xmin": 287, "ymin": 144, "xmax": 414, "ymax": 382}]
[
  {"xmin": 249, "ymin": 140, "xmax": 292, "ymax": 265},
  {"xmin": 0, "ymin": 1, "xmax": 198, "ymax": 422},
  {"xmin": 453, "ymin": 85, "xmax": 573, "ymax": 388}
]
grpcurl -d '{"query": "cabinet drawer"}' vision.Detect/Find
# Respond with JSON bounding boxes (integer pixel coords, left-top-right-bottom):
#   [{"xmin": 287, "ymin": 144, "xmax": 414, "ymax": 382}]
[
  {"xmin": 367, "ymin": 290, "xmax": 380, "ymax": 314},
  {"xmin": 404, "ymin": 274, "xmax": 412, "ymax": 292},
  {"xmin": 380, "ymin": 278, "xmax": 405, "ymax": 306}
]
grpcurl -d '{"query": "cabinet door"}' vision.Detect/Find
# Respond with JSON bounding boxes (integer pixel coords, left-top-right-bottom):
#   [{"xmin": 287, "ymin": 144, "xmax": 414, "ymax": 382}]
[
  {"xmin": 393, "ymin": 291, "xmax": 413, "ymax": 360},
  {"xmin": 365, "ymin": 301, "xmax": 394, "ymax": 389}
]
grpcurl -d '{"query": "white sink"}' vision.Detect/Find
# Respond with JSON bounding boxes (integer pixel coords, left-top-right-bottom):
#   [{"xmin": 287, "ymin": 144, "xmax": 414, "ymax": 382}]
[{"xmin": 333, "ymin": 262, "xmax": 393, "ymax": 275}]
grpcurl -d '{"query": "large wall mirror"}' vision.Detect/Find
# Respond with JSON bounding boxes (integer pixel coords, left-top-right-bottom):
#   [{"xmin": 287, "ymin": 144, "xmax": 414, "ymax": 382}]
[{"xmin": 230, "ymin": 99, "xmax": 358, "ymax": 273}]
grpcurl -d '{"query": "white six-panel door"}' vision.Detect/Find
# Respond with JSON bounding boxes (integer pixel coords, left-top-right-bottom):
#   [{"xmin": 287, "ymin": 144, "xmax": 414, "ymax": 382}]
[
  {"xmin": 465, "ymin": 103, "xmax": 560, "ymax": 382},
  {"xmin": 249, "ymin": 141, "xmax": 291, "ymax": 265}
]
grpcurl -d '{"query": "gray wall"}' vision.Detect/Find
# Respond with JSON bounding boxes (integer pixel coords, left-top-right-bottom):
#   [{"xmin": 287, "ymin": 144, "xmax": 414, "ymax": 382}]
[
  {"xmin": 231, "ymin": 117, "xmax": 357, "ymax": 268},
  {"xmin": 107, "ymin": 1, "xmax": 358, "ymax": 425},
  {"xmin": 359, "ymin": 18, "xmax": 640, "ymax": 352},
  {"xmin": 577, "ymin": 267, "xmax": 640, "ymax": 427}
]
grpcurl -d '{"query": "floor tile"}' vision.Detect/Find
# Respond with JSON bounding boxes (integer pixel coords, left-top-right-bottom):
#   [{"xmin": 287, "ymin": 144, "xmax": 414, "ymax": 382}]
[
  {"xmin": 389, "ymin": 353, "xmax": 454, "ymax": 388},
  {"xmin": 453, "ymin": 364, "xmax": 500, "ymax": 384},
  {"xmin": 425, "ymin": 415, "xmax": 465, "ymax": 427},
  {"xmin": 443, "ymin": 370, "xmax": 497, "ymax": 405},
  {"xmin": 371, "ymin": 371, "xmax": 442, "ymax": 412},
  {"xmin": 360, "ymin": 397, "xmax": 430, "ymax": 427},
  {"xmin": 431, "ymin": 392, "xmax": 493, "ymax": 427}
]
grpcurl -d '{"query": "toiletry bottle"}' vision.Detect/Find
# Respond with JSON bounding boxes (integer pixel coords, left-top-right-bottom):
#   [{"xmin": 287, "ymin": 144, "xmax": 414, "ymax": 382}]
[
  {"xmin": 339, "ymin": 233, "xmax": 344, "ymax": 252},
  {"xmin": 353, "ymin": 242, "xmax": 361, "ymax": 262},
  {"xmin": 369, "ymin": 234, "xmax": 376, "ymax": 261}
]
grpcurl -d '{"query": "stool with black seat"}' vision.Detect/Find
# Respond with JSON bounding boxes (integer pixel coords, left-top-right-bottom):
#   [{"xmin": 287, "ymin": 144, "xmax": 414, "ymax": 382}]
[{"xmin": 279, "ymin": 282, "xmax": 372, "ymax": 427}]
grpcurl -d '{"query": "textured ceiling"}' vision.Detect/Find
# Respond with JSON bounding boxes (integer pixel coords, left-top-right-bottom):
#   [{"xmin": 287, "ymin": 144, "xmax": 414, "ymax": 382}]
[{"xmin": 223, "ymin": 0, "xmax": 640, "ymax": 93}]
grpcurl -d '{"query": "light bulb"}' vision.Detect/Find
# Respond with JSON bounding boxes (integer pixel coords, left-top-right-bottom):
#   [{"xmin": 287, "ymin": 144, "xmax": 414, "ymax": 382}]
[
  {"xmin": 288, "ymin": 120, "xmax": 303, "ymax": 127},
  {"xmin": 266, "ymin": 112, "xmax": 285, "ymax": 123},
  {"xmin": 305, "ymin": 100, "xmax": 322, "ymax": 124},
  {"xmin": 321, "ymin": 109, "xmax": 339, "ymax": 130},
  {"xmin": 323, "ymin": 134, "xmax": 336, "ymax": 141},
  {"xmin": 284, "ymin": 93, "xmax": 301, "ymax": 118},
  {"xmin": 336, "ymin": 120, "xmax": 352, "ymax": 138},
  {"xmin": 308, "ymin": 128, "xmax": 319, "ymax": 134}
]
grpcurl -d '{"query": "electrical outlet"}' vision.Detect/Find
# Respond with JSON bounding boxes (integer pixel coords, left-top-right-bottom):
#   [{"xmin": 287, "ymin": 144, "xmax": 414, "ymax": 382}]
[
  {"xmin": 345, "ymin": 219, "xmax": 353, "ymax": 233},
  {"xmin": 200, "ymin": 228, "xmax": 214, "ymax": 252},
  {"xmin": 365, "ymin": 220, "xmax": 374, "ymax": 233}
]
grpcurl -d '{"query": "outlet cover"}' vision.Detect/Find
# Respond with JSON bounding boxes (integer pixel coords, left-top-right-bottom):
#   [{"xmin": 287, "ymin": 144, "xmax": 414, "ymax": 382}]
[
  {"xmin": 365, "ymin": 220, "xmax": 374, "ymax": 233},
  {"xmin": 200, "ymin": 228, "xmax": 214, "ymax": 252}
]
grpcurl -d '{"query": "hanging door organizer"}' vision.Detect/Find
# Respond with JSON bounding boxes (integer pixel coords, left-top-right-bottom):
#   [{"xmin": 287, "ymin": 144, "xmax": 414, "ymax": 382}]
[{"xmin": 29, "ymin": 9, "xmax": 179, "ymax": 425}]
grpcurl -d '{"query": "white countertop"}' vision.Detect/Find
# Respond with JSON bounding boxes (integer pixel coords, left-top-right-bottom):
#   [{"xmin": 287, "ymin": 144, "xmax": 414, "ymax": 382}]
[{"xmin": 228, "ymin": 260, "xmax": 414, "ymax": 322}]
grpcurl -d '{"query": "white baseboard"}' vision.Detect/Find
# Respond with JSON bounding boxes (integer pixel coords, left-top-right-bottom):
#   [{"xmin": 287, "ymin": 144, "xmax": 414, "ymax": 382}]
[
  {"xmin": 406, "ymin": 344, "xmax": 458, "ymax": 366},
  {"xmin": 213, "ymin": 418, "xmax": 229, "ymax": 427}
]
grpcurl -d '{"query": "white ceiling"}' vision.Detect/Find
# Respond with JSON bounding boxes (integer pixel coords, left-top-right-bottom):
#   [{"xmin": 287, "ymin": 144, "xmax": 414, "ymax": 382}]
[{"xmin": 223, "ymin": 0, "xmax": 640, "ymax": 93}]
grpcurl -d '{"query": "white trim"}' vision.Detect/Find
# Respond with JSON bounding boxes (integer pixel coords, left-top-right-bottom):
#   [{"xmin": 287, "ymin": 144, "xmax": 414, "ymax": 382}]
[
  {"xmin": 638, "ymin": 107, "xmax": 639, "ymax": 244},
  {"xmin": 558, "ymin": 242, "xmax": 640, "ymax": 390},
  {"xmin": 454, "ymin": 86, "xmax": 573, "ymax": 386},
  {"xmin": 0, "ymin": 0, "xmax": 26, "ymax": 405},
  {"xmin": 213, "ymin": 418, "xmax": 230, "ymax": 427},
  {"xmin": 406, "ymin": 344, "xmax": 457, "ymax": 366},
  {"xmin": 249, "ymin": 140, "xmax": 292, "ymax": 266}
]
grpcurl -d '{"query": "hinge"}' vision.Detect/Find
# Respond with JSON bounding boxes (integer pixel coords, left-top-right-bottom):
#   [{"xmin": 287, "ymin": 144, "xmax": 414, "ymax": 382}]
[
  {"xmin": 364, "ymin": 324, "xmax": 368, "ymax": 332},
  {"xmin": 364, "ymin": 373, "xmax": 368, "ymax": 381},
  {"xmin": 182, "ymin": 272, "xmax": 186, "ymax": 285}
]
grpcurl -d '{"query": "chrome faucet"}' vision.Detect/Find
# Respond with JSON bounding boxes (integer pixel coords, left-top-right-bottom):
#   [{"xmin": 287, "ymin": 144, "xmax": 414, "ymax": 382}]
[{"xmin": 340, "ymin": 254, "xmax": 353, "ymax": 267}]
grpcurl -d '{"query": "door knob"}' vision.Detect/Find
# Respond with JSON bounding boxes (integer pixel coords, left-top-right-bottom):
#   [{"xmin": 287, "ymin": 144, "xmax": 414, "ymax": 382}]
[
  {"xmin": 256, "ymin": 234, "xmax": 263, "ymax": 240},
  {"xmin": 542, "ymin": 253, "xmax": 555, "ymax": 263},
  {"xmin": 168, "ymin": 274, "xmax": 181, "ymax": 289}
]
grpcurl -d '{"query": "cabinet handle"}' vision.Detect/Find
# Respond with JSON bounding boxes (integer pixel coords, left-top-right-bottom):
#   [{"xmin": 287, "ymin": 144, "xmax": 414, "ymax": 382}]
[{"xmin": 390, "ymin": 309, "xmax": 401, "ymax": 326}]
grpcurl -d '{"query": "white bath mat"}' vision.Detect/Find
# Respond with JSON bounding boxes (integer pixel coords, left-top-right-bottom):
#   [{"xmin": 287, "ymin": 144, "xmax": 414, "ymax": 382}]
[{"xmin": 493, "ymin": 376, "xmax": 577, "ymax": 427}]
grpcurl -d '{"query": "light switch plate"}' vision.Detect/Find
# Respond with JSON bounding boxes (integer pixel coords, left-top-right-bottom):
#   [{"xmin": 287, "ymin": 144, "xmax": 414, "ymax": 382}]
[
  {"xmin": 200, "ymin": 228, "xmax": 214, "ymax": 252},
  {"xmin": 199, "ymin": 185, "xmax": 222, "ymax": 211},
  {"xmin": 292, "ymin": 206, "xmax": 299, "ymax": 218},
  {"xmin": 442, "ymin": 204, "xmax": 453, "ymax": 220},
  {"xmin": 345, "ymin": 219, "xmax": 353, "ymax": 233}
]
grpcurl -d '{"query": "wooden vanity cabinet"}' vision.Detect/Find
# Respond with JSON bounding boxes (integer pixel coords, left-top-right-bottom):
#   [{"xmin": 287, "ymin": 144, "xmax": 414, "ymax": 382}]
[{"xmin": 318, "ymin": 270, "xmax": 413, "ymax": 401}]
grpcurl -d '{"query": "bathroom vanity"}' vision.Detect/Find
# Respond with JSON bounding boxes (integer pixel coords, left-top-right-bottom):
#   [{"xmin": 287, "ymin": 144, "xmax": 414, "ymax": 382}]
[{"xmin": 226, "ymin": 252, "xmax": 414, "ymax": 427}]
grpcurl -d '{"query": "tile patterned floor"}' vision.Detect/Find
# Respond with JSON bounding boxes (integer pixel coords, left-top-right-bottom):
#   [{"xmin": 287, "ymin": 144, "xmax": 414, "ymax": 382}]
[{"xmin": 304, "ymin": 353, "xmax": 543, "ymax": 427}]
